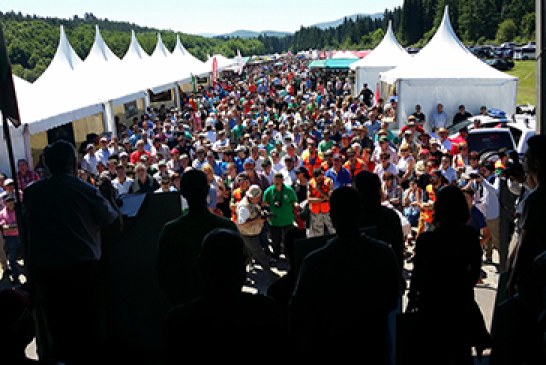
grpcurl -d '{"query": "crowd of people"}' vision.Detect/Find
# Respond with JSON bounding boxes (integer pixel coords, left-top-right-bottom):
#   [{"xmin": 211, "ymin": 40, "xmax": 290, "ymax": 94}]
[{"xmin": 0, "ymin": 55, "xmax": 545, "ymax": 364}]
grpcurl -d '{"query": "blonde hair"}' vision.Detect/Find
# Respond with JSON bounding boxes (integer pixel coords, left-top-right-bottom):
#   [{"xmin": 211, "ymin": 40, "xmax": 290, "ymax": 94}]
[{"xmin": 202, "ymin": 164, "xmax": 213, "ymax": 175}]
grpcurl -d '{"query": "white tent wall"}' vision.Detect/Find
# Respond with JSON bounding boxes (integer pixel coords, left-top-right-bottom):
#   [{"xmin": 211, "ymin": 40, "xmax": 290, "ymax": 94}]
[
  {"xmin": 394, "ymin": 78, "xmax": 518, "ymax": 130},
  {"xmin": 354, "ymin": 66, "xmax": 395, "ymax": 96},
  {"xmin": 0, "ymin": 121, "xmax": 31, "ymax": 177}
]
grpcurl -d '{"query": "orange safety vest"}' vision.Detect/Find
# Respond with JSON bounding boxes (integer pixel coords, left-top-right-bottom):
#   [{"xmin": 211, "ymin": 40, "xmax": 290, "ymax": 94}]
[
  {"xmin": 231, "ymin": 188, "xmax": 244, "ymax": 222},
  {"xmin": 309, "ymin": 178, "xmax": 331, "ymax": 214},
  {"xmin": 420, "ymin": 184, "xmax": 436, "ymax": 223},
  {"xmin": 303, "ymin": 155, "xmax": 323, "ymax": 177},
  {"xmin": 343, "ymin": 158, "xmax": 365, "ymax": 178}
]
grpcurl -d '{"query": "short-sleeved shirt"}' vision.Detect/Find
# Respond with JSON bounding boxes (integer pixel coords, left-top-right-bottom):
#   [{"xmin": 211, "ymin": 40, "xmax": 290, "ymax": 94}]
[
  {"xmin": 263, "ymin": 184, "xmax": 297, "ymax": 227},
  {"xmin": 468, "ymin": 205, "xmax": 486, "ymax": 233}
]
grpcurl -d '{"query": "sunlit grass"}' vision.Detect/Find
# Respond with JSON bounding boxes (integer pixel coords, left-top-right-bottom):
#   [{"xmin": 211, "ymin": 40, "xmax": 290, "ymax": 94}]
[{"xmin": 506, "ymin": 60, "xmax": 537, "ymax": 105}]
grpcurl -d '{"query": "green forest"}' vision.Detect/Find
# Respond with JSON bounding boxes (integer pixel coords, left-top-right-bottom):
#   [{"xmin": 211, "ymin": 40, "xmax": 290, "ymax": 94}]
[{"xmin": 2, "ymin": 0, "xmax": 535, "ymax": 82}]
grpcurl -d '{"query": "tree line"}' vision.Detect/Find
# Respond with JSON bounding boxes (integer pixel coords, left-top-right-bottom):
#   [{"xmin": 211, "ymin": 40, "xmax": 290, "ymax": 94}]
[{"xmin": 2, "ymin": 0, "xmax": 535, "ymax": 82}]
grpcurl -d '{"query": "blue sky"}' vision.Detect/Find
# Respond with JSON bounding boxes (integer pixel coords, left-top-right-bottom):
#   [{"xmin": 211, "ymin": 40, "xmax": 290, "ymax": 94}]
[{"xmin": 0, "ymin": 0, "xmax": 403, "ymax": 35}]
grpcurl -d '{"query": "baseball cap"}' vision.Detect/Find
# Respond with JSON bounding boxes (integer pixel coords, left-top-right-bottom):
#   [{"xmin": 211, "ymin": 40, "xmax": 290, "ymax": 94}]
[
  {"xmin": 246, "ymin": 184, "xmax": 262, "ymax": 198},
  {"xmin": 243, "ymin": 158, "xmax": 255, "ymax": 166},
  {"xmin": 3, "ymin": 194, "xmax": 15, "ymax": 202},
  {"xmin": 4, "ymin": 178, "xmax": 14, "ymax": 186},
  {"xmin": 86, "ymin": 143, "xmax": 95, "ymax": 150},
  {"xmin": 379, "ymin": 136, "xmax": 389, "ymax": 143}
]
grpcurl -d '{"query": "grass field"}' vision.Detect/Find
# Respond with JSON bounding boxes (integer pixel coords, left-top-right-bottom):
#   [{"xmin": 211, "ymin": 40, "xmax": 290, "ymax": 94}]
[{"xmin": 506, "ymin": 60, "xmax": 537, "ymax": 106}]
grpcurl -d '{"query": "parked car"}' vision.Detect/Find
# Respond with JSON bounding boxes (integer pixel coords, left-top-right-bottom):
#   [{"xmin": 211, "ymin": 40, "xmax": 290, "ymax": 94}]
[
  {"xmin": 466, "ymin": 123, "xmax": 535, "ymax": 157},
  {"xmin": 467, "ymin": 128, "xmax": 516, "ymax": 156},
  {"xmin": 485, "ymin": 58, "xmax": 514, "ymax": 71}
]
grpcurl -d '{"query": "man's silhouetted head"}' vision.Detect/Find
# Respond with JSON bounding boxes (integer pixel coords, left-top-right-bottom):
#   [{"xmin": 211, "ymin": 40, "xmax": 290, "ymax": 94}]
[
  {"xmin": 330, "ymin": 186, "xmax": 361, "ymax": 236},
  {"xmin": 200, "ymin": 228, "xmax": 247, "ymax": 291},
  {"xmin": 180, "ymin": 169, "xmax": 209, "ymax": 207},
  {"xmin": 44, "ymin": 140, "xmax": 77, "ymax": 175}
]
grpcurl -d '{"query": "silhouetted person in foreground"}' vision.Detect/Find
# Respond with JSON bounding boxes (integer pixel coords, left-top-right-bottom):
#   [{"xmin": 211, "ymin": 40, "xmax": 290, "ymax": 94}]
[
  {"xmin": 289, "ymin": 186, "xmax": 399, "ymax": 362},
  {"xmin": 157, "ymin": 169, "xmax": 237, "ymax": 307},
  {"xmin": 24, "ymin": 140, "xmax": 119, "ymax": 364},
  {"xmin": 503, "ymin": 134, "xmax": 546, "ymax": 365},
  {"xmin": 163, "ymin": 228, "xmax": 286, "ymax": 362},
  {"xmin": 407, "ymin": 185, "xmax": 489, "ymax": 365},
  {"xmin": 353, "ymin": 170, "xmax": 405, "ymax": 288},
  {"xmin": 0, "ymin": 286, "xmax": 53, "ymax": 364}
]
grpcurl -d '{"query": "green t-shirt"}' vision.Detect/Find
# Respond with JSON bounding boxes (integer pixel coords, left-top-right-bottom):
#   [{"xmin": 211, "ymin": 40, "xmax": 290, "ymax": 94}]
[
  {"xmin": 318, "ymin": 140, "xmax": 334, "ymax": 154},
  {"xmin": 263, "ymin": 184, "xmax": 297, "ymax": 227},
  {"xmin": 232, "ymin": 124, "xmax": 245, "ymax": 143}
]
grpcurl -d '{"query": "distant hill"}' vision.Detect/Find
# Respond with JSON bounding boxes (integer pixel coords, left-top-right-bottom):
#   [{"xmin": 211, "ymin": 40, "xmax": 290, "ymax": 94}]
[
  {"xmin": 311, "ymin": 13, "xmax": 384, "ymax": 29},
  {"xmin": 200, "ymin": 29, "xmax": 292, "ymax": 39}
]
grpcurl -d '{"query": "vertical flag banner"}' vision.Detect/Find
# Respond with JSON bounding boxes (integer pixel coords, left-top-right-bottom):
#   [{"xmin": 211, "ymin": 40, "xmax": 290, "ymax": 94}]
[
  {"xmin": 191, "ymin": 74, "xmax": 197, "ymax": 93},
  {"xmin": 0, "ymin": 24, "xmax": 21, "ymax": 127},
  {"xmin": 374, "ymin": 82, "xmax": 381, "ymax": 105},
  {"xmin": 212, "ymin": 56, "xmax": 218, "ymax": 87}
]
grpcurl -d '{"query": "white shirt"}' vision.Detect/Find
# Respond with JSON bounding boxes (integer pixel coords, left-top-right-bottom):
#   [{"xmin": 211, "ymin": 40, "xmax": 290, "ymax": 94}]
[
  {"xmin": 81, "ymin": 153, "xmax": 99, "ymax": 175},
  {"xmin": 112, "ymin": 177, "xmax": 133, "ymax": 195},
  {"xmin": 96, "ymin": 148, "xmax": 111, "ymax": 166},
  {"xmin": 374, "ymin": 163, "xmax": 398, "ymax": 182},
  {"xmin": 430, "ymin": 110, "xmax": 449, "ymax": 130}
]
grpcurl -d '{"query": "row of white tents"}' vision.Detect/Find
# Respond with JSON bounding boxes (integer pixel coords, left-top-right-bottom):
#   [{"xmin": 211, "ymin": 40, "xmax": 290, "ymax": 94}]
[
  {"xmin": 350, "ymin": 7, "xmax": 518, "ymax": 126},
  {"xmin": 1, "ymin": 6, "xmax": 518, "ymax": 175},
  {"xmin": 1, "ymin": 26, "xmax": 240, "ymax": 174}
]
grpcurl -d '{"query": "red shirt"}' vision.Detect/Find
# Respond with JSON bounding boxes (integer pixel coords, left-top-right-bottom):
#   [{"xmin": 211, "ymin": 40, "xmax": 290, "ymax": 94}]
[{"xmin": 130, "ymin": 150, "xmax": 151, "ymax": 164}]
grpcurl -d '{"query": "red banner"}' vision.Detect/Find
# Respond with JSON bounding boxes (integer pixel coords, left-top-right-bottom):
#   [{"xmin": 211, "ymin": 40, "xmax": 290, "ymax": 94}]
[{"xmin": 211, "ymin": 56, "xmax": 218, "ymax": 87}]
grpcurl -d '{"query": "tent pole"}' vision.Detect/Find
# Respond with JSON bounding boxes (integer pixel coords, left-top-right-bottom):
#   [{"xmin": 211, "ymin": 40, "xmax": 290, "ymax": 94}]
[{"xmin": 538, "ymin": 0, "xmax": 545, "ymax": 134}]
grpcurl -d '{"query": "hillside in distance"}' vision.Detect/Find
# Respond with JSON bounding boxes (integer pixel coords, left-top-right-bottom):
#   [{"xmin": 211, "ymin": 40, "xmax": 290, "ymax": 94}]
[{"xmin": 311, "ymin": 12, "xmax": 384, "ymax": 29}]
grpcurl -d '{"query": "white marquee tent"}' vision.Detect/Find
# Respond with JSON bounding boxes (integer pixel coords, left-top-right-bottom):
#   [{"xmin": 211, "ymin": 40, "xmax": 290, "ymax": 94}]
[
  {"xmin": 379, "ymin": 7, "xmax": 518, "ymax": 128},
  {"xmin": 350, "ymin": 21, "xmax": 411, "ymax": 95},
  {"xmin": 332, "ymin": 50, "xmax": 358, "ymax": 59},
  {"xmin": 205, "ymin": 53, "xmax": 237, "ymax": 71}
]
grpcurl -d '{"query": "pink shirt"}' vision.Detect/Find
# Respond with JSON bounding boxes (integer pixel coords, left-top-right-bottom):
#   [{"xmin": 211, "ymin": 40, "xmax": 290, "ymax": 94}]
[{"xmin": 0, "ymin": 207, "xmax": 18, "ymax": 236}]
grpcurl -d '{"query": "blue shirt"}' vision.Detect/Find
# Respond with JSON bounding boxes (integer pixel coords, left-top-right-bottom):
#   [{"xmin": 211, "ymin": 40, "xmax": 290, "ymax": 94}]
[
  {"xmin": 325, "ymin": 167, "xmax": 353, "ymax": 190},
  {"xmin": 469, "ymin": 205, "xmax": 487, "ymax": 233}
]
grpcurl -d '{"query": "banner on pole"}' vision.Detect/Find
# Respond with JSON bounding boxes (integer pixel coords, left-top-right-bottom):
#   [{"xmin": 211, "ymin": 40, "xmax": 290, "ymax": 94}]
[{"xmin": 0, "ymin": 24, "xmax": 21, "ymax": 127}]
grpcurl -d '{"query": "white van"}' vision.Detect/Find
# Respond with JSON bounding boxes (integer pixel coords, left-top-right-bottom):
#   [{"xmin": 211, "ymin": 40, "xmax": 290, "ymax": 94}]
[{"xmin": 513, "ymin": 46, "xmax": 536, "ymax": 60}]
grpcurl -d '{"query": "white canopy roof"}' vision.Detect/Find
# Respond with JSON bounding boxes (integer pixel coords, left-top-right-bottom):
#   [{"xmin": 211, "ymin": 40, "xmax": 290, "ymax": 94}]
[
  {"xmin": 380, "ymin": 8, "xmax": 517, "ymax": 83},
  {"xmin": 20, "ymin": 26, "xmax": 104, "ymax": 134},
  {"xmin": 205, "ymin": 53, "xmax": 236, "ymax": 71},
  {"xmin": 171, "ymin": 35, "xmax": 208, "ymax": 76},
  {"xmin": 332, "ymin": 50, "xmax": 358, "ymax": 59},
  {"xmin": 76, "ymin": 26, "xmax": 147, "ymax": 106},
  {"xmin": 350, "ymin": 21, "xmax": 410, "ymax": 70}
]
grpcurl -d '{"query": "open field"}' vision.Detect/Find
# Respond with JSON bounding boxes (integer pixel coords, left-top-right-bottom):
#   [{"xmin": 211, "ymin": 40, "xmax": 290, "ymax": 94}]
[{"xmin": 506, "ymin": 60, "xmax": 537, "ymax": 106}]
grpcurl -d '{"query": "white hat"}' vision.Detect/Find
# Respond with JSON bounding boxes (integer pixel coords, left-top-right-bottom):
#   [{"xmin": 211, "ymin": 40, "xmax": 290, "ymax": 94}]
[{"xmin": 246, "ymin": 184, "xmax": 262, "ymax": 199}]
